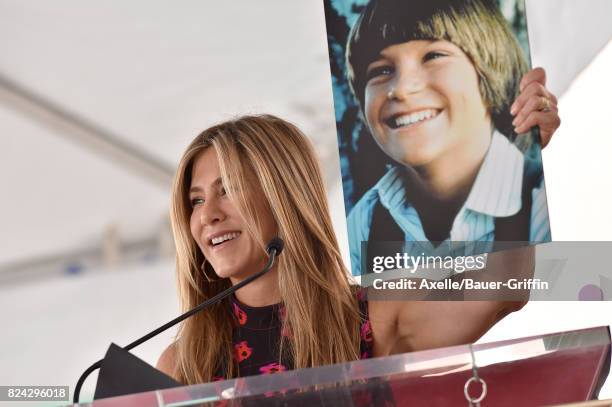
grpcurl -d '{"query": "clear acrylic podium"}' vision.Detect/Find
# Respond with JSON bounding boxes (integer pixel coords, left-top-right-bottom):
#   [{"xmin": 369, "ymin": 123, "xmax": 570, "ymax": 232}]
[{"xmin": 76, "ymin": 326, "xmax": 610, "ymax": 406}]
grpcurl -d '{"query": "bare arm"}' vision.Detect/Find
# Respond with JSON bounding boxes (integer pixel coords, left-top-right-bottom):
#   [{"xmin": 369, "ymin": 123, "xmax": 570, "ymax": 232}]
[
  {"xmin": 369, "ymin": 246, "xmax": 532, "ymax": 356},
  {"xmin": 156, "ymin": 343, "xmax": 178, "ymax": 380}
]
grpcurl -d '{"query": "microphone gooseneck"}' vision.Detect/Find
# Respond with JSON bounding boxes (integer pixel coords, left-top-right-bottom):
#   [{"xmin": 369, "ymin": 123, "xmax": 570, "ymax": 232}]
[{"xmin": 73, "ymin": 237, "xmax": 284, "ymax": 403}]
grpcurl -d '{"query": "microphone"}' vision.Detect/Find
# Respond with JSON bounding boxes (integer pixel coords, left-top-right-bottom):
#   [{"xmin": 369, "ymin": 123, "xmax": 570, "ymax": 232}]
[
  {"xmin": 73, "ymin": 237, "xmax": 285, "ymax": 403},
  {"xmin": 266, "ymin": 237, "xmax": 284, "ymax": 256}
]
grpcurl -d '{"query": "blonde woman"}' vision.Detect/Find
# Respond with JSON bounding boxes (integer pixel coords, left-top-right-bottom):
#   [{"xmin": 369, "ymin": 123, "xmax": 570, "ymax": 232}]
[{"xmin": 155, "ymin": 113, "xmax": 557, "ymax": 384}]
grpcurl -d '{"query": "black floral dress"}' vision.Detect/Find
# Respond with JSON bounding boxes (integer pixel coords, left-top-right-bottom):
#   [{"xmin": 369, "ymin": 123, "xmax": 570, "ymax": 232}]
[{"xmin": 213, "ymin": 288, "xmax": 374, "ymax": 380}]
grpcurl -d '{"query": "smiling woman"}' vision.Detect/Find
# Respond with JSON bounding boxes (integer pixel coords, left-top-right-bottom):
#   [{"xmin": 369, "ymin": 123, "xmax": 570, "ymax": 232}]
[
  {"xmin": 162, "ymin": 115, "xmax": 364, "ymax": 383},
  {"xmin": 189, "ymin": 147, "xmax": 277, "ymax": 284}
]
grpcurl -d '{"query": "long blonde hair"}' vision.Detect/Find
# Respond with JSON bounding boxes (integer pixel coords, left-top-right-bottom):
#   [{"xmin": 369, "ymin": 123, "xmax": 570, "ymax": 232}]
[{"xmin": 170, "ymin": 114, "xmax": 361, "ymax": 384}]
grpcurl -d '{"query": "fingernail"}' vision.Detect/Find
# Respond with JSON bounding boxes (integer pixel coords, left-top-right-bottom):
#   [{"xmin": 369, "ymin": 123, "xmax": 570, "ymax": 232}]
[
  {"xmin": 512, "ymin": 118, "xmax": 518, "ymax": 126},
  {"xmin": 510, "ymin": 105, "xmax": 516, "ymax": 115}
]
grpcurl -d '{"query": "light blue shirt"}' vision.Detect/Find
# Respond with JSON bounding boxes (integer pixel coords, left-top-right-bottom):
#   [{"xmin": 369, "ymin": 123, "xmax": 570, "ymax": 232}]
[{"xmin": 347, "ymin": 131, "xmax": 551, "ymax": 276}]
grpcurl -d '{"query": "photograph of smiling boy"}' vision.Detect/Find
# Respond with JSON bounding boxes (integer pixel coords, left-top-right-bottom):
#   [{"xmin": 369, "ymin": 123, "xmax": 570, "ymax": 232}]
[{"xmin": 323, "ymin": 0, "xmax": 551, "ymax": 276}]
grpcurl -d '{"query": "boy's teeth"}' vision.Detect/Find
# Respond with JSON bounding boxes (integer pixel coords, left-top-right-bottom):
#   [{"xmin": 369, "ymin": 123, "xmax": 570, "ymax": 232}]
[
  {"xmin": 211, "ymin": 232, "xmax": 241, "ymax": 245},
  {"xmin": 394, "ymin": 109, "xmax": 438, "ymax": 128}
]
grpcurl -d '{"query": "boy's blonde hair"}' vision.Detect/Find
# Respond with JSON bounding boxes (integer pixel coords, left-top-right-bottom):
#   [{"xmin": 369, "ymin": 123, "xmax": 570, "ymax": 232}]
[{"xmin": 347, "ymin": 0, "xmax": 528, "ymax": 139}]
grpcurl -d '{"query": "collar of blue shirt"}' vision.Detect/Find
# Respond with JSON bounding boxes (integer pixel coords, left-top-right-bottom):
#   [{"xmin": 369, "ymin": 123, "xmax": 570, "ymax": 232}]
[{"xmin": 376, "ymin": 130, "xmax": 524, "ymax": 219}]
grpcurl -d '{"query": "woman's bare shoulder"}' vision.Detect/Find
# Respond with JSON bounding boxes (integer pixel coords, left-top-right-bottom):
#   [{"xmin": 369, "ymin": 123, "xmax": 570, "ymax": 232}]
[
  {"xmin": 156, "ymin": 343, "xmax": 178, "ymax": 378},
  {"xmin": 367, "ymin": 296, "xmax": 404, "ymax": 356}
]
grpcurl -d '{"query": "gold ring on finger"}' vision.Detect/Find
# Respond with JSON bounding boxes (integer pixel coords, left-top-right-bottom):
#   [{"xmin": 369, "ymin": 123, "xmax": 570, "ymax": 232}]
[{"xmin": 538, "ymin": 96, "xmax": 552, "ymax": 112}]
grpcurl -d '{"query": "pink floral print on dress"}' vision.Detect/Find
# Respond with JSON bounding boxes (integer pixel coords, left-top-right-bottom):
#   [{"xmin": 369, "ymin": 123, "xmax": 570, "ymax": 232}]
[
  {"xmin": 234, "ymin": 340, "xmax": 253, "ymax": 363},
  {"xmin": 259, "ymin": 362, "xmax": 287, "ymax": 374},
  {"xmin": 232, "ymin": 302, "xmax": 247, "ymax": 325}
]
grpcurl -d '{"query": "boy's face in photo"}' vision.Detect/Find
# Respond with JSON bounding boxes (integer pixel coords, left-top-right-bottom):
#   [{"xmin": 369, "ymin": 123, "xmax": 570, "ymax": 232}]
[{"xmin": 363, "ymin": 39, "xmax": 492, "ymax": 168}]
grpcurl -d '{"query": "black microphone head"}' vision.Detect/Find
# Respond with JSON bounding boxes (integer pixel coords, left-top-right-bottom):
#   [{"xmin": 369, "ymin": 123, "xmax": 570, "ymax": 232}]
[{"xmin": 266, "ymin": 237, "xmax": 284, "ymax": 256}]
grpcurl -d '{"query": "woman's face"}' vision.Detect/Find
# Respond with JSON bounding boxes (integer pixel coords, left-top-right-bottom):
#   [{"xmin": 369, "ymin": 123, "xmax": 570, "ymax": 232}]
[
  {"xmin": 189, "ymin": 148, "xmax": 277, "ymax": 282},
  {"xmin": 364, "ymin": 40, "xmax": 491, "ymax": 168}
]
